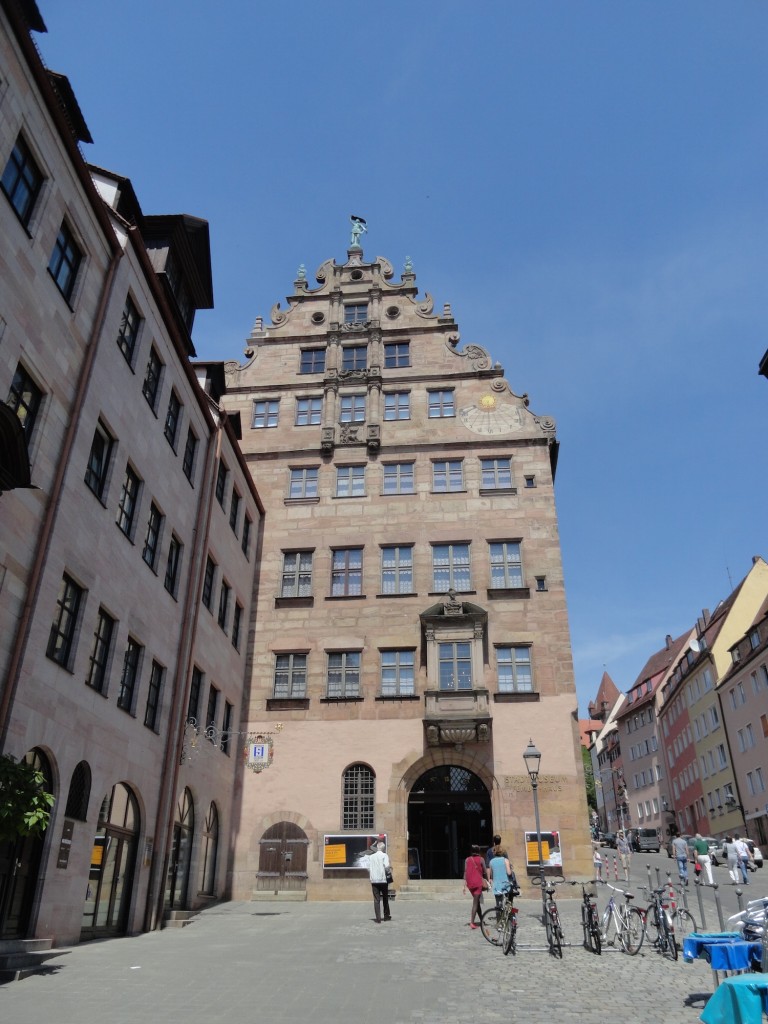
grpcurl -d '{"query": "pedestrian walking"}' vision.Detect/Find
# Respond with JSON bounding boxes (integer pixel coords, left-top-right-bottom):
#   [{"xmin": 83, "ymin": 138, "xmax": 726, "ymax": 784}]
[
  {"xmin": 366, "ymin": 841, "xmax": 392, "ymax": 923},
  {"xmin": 734, "ymin": 835, "xmax": 752, "ymax": 885},
  {"xmin": 616, "ymin": 830, "xmax": 632, "ymax": 882},
  {"xmin": 593, "ymin": 842, "xmax": 604, "ymax": 882},
  {"xmin": 671, "ymin": 834, "xmax": 690, "ymax": 884},
  {"xmin": 485, "ymin": 833, "xmax": 501, "ymax": 868},
  {"xmin": 462, "ymin": 844, "xmax": 487, "ymax": 929},
  {"xmin": 692, "ymin": 834, "xmax": 713, "ymax": 884},
  {"xmin": 721, "ymin": 836, "xmax": 739, "ymax": 883}
]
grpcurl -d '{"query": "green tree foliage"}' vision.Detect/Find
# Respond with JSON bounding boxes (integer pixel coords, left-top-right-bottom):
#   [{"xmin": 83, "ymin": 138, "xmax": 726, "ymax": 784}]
[
  {"xmin": 0, "ymin": 754, "xmax": 54, "ymax": 842},
  {"xmin": 582, "ymin": 746, "xmax": 597, "ymax": 812}
]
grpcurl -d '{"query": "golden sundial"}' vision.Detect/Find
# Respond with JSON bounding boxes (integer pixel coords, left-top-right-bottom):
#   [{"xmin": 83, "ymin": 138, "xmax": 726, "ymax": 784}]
[{"xmin": 459, "ymin": 394, "xmax": 522, "ymax": 435}]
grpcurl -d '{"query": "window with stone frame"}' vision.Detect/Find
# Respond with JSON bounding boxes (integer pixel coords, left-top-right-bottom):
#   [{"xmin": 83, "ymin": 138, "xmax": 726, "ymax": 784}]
[
  {"xmin": 229, "ymin": 489, "xmax": 241, "ymax": 534},
  {"xmin": 86, "ymin": 607, "xmax": 115, "ymax": 694},
  {"xmin": 116, "ymin": 294, "xmax": 142, "ymax": 365},
  {"xmin": 1, "ymin": 134, "xmax": 44, "ymax": 227},
  {"xmin": 231, "ymin": 602, "xmax": 243, "ymax": 651},
  {"xmin": 142, "ymin": 346, "xmax": 163, "ymax": 410},
  {"xmin": 289, "ymin": 466, "xmax": 319, "ymax": 499},
  {"xmin": 480, "ymin": 457, "xmax": 513, "ymax": 490},
  {"xmin": 117, "ymin": 637, "xmax": 143, "ymax": 712},
  {"xmin": 343, "ymin": 304, "xmax": 368, "ymax": 325},
  {"xmin": 273, "ymin": 653, "xmax": 307, "ymax": 699},
  {"xmin": 164, "ymin": 389, "xmax": 182, "ymax": 449},
  {"xmin": 300, "ymin": 348, "xmax": 325, "ymax": 374},
  {"xmin": 182, "ymin": 427, "xmax": 198, "ymax": 482},
  {"xmin": 84, "ymin": 419, "xmax": 114, "ymax": 500},
  {"xmin": 339, "ymin": 394, "xmax": 366, "ymax": 423},
  {"xmin": 384, "ymin": 341, "xmax": 410, "ymax": 368},
  {"xmin": 496, "ymin": 644, "xmax": 533, "ymax": 693},
  {"xmin": 142, "ymin": 502, "xmax": 163, "ymax": 569},
  {"xmin": 326, "ymin": 651, "xmax": 361, "ymax": 698},
  {"xmin": 252, "ymin": 399, "xmax": 279, "ymax": 428},
  {"xmin": 380, "ymin": 649, "xmax": 415, "ymax": 696},
  {"xmin": 382, "ymin": 461, "xmax": 414, "ymax": 495},
  {"xmin": 336, "ymin": 464, "xmax": 366, "ymax": 497},
  {"xmin": 202, "ymin": 556, "xmax": 217, "ymax": 610},
  {"xmin": 331, "ymin": 548, "xmax": 363, "ymax": 596},
  {"xmin": 438, "ymin": 641, "xmax": 473, "ymax": 690},
  {"xmin": 295, "ymin": 396, "xmax": 322, "ymax": 425},
  {"xmin": 116, "ymin": 464, "xmax": 141, "ymax": 538},
  {"xmin": 381, "ymin": 545, "xmax": 414, "ymax": 595},
  {"xmin": 489, "ymin": 541, "xmax": 523, "ymax": 589},
  {"xmin": 384, "ymin": 392, "xmax": 410, "ymax": 420},
  {"xmin": 432, "ymin": 459, "xmax": 463, "ymax": 492},
  {"xmin": 48, "ymin": 220, "xmax": 82, "ymax": 302},
  {"xmin": 281, "ymin": 551, "xmax": 313, "ymax": 597},
  {"xmin": 428, "ymin": 389, "xmax": 455, "ymax": 418},
  {"xmin": 217, "ymin": 580, "xmax": 231, "ymax": 631},
  {"xmin": 342, "ymin": 764, "xmax": 375, "ymax": 829},
  {"xmin": 144, "ymin": 660, "xmax": 164, "ymax": 730},
  {"xmin": 164, "ymin": 534, "xmax": 182, "ymax": 596},
  {"xmin": 7, "ymin": 363, "xmax": 43, "ymax": 441},
  {"xmin": 432, "ymin": 543, "xmax": 471, "ymax": 592},
  {"xmin": 215, "ymin": 460, "xmax": 228, "ymax": 507}
]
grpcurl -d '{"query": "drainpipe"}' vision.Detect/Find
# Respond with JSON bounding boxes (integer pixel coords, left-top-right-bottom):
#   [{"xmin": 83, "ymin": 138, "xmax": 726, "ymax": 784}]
[
  {"xmin": 143, "ymin": 413, "xmax": 222, "ymax": 931},
  {"xmin": 0, "ymin": 245, "xmax": 123, "ymax": 750}
]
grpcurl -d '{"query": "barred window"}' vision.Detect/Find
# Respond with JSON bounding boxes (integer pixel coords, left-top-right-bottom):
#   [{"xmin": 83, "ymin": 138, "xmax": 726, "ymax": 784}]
[{"xmin": 342, "ymin": 763, "xmax": 375, "ymax": 830}]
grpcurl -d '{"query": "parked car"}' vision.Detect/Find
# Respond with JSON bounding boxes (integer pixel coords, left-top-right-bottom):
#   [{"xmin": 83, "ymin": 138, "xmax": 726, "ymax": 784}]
[
  {"xmin": 601, "ymin": 831, "xmax": 617, "ymax": 848},
  {"xmin": 747, "ymin": 840, "xmax": 763, "ymax": 870},
  {"xmin": 711, "ymin": 838, "xmax": 763, "ymax": 869},
  {"xmin": 631, "ymin": 827, "xmax": 661, "ymax": 853}
]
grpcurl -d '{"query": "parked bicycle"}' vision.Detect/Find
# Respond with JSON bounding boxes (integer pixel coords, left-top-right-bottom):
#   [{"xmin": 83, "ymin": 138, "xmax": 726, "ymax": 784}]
[
  {"xmin": 573, "ymin": 879, "xmax": 601, "ymax": 954},
  {"xmin": 479, "ymin": 883, "xmax": 520, "ymax": 955},
  {"xmin": 664, "ymin": 881, "xmax": 696, "ymax": 941},
  {"xmin": 599, "ymin": 882, "xmax": 644, "ymax": 955},
  {"xmin": 639, "ymin": 885, "xmax": 678, "ymax": 960},
  {"xmin": 533, "ymin": 877, "xmax": 566, "ymax": 957}
]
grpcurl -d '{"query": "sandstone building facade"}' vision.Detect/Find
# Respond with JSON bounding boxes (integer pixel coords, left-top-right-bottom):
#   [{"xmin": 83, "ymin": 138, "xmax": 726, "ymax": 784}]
[{"xmin": 212, "ymin": 244, "xmax": 591, "ymax": 897}]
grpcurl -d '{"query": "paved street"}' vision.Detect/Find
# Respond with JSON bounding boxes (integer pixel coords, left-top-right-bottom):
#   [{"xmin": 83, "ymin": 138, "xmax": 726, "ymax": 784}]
[{"xmin": 0, "ymin": 892, "xmax": 723, "ymax": 1024}]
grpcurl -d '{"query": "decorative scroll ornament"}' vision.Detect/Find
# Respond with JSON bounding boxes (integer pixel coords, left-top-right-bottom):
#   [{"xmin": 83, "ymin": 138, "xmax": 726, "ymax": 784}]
[
  {"xmin": 444, "ymin": 338, "xmax": 492, "ymax": 371},
  {"xmin": 270, "ymin": 301, "xmax": 289, "ymax": 326},
  {"xmin": 414, "ymin": 293, "xmax": 434, "ymax": 317},
  {"xmin": 375, "ymin": 256, "xmax": 394, "ymax": 279}
]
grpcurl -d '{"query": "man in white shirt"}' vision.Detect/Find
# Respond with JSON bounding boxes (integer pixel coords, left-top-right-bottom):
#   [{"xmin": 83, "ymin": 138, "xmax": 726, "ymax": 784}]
[
  {"xmin": 367, "ymin": 841, "xmax": 392, "ymax": 922},
  {"xmin": 734, "ymin": 836, "xmax": 751, "ymax": 885}
]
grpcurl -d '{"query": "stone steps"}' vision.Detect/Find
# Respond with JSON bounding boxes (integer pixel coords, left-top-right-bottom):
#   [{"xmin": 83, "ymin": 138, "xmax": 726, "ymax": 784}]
[
  {"xmin": 0, "ymin": 938, "xmax": 66, "ymax": 984},
  {"xmin": 395, "ymin": 880, "xmax": 464, "ymax": 901}
]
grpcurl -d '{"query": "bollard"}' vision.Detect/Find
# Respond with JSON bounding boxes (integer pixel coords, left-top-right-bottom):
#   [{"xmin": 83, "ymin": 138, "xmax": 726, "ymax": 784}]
[
  {"xmin": 736, "ymin": 887, "xmax": 744, "ymax": 913},
  {"xmin": 654, "ymin": 864, "xmax": 662, "ymax": 888},
  {"xmin": 712, "ymin": 882, "xmax": 726, "ymax": 931},
  {"xmin": 694, "ymin": 877, "xmax": 707, "ymax": 930},
  {"xmin": 613, "ymin": 855, "xmax": 618, "ymax": 881},
  {"xmin": 680, "ymin": 879, "xmax": 690, "ymax": 912},
  {"xmin": 647, "ymin": 862, "xmax": 653, "ymax": 891}
]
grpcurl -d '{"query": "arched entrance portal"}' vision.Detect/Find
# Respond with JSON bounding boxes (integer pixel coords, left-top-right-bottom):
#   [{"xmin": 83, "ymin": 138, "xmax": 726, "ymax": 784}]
[
  {"xmin": 408, "ymin": 765, "xmax": 492, "ymax": 879},
  {"xmin": 81, "ymin": 782, "xmax": 139, "ymax": 939}
]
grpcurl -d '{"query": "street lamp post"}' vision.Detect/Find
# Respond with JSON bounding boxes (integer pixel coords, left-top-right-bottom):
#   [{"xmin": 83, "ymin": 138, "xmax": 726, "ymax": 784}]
[{"xmin": 523, "ymin": 740, "xmax": 547, "ymax": 904}]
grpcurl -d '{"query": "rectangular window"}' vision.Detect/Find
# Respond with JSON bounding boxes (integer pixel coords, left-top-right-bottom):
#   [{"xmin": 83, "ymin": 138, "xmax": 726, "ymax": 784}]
[
  {"xmin": 164, "ymin": 389, "xmax": 182, "ymax": 448},
  {"xmin": 142, "ymin": 502, "xmax": 163, "ymax": 569},
  {"xmin": 86, "ymin": 607, "xmax": 115, "ymax": 693},
  {"xmin": 432, "ymin": 543, "xmax": 471, "ymax": 592},
  {"xmin": 382, "ymin": 462, "xmax": 414, "ymax": 495},
  {"xmin": 281, "ymin": 551, "xmax": 313, "ymax": 597},
  {"xmin": 242, "ymin": 514, "xmax": 252, "ymax": 558},
  {"xmin": 116, "ymin": 464, "xmax": 141, "ymax": 538},
  {"xmin": 428, "ymin": 390, "xmax": 454, "ymax": 418},
  {"xmin": 217, "ymin": 580, "xmax": 231, "ymax": 631},
  {"xmin": 384, "ymin": 392, "xmax": 410, "ymax": 420},
  {"xmin": 215, "ymin": 461, "xmax": 228, "ymax": 507},
  {"xmin": 489, "ymin": 541, "xmax": 523, "ymax": 589},
  {"xmin": 331, "ymin": 548, "xmax": 363, "ymax": 596},
  {"xmin": 342, "ymin": 345, "xmax": 368, "ymax": 371},
  {"xmin": 327, "ymin": 651, "xmax": 361, "ymax": 698},
  {"xmin": 2, "ymin": 134, "xmax": 43, "ymax": 226},
  {"xmin": 117, "ymin": 637, "xmax": 142, "ymax": 712},
  {"xmin": 231, "ymin": 601, "xmax": 243, "ymax": 651},
  {"xmin": 380, "ymin": 649, "xmax": 415, "ymax": 696},
  {"xmin": 252, "ymin": 399, "xmax": 279, "ymax": 428},
  {"xmin": 381, "ymin": 545, "xmax": 413, "ymax": 595},
  {"xmin": 438, "ymin": 641, "xmax": 472, "ymax": 690},
  {"xmin": 300, "ymin": 349, "xmax": 325, "ymax": 374},
  {"xmin": 182, "ymin": 427, "xmax": 198, "ymax": 482},
  {"xmin": 7, "ymin": 364, "xmax": 43, "ymax": 441},
  {"xmin": 384, "ymin": 342, "xmax": 410, "ymax": 368},
  {"xmin": 481, "ymin": 458, "xmax": 513, "ymax": 490},
  {"xmin": 221, "ymin": 701, "xmax": 233, "ymax": 755},
  {"xmin": 144, "ymin": 661, "xmax": 163, "ymax": 730},
  {"xmin": 188, "ymin": 666, "xmax": 203, "ymax": 722},
  {"xmin": 289, "ymin": 467, "xmax": 318, "ymax": 499},
  {"xmin": 202, "ymin": 557, "xmax": 216, "ymax": 610},
  {"xmin": 48, "ymin": 221, "xmax": 82, "ymax": 302},
  {"xmin": 229, "ymin": 490, "xmax": 241, "ymax": 535},
  {"xmin": 295, "ymin": 397, "xmax": 322, "ymax": 425},
  {"xmin": 164, "ymin": 534, "xmax": 182, "ymax": 596},
  {"xmin": 206, "ymin": 685, "xmax": 219, "ymax": 734},
  {"xmin": 432, "ymin": 459, "xmax": 463, "ymax": 492},
  {"xmin": 343, "ymin": 304, "xmax": 368, "ymax": 325},
  {"xmin": 84, "ymin": 420, "xmax": 113, "ymax": 500},
  {"xmin": 756, "ymin": 768, "xmax": 765, "ymax": 793},
  {"xmin": 336, "ymin": 465, "xmax": 366, "ymax": 497},
  {"xmin": 339, "ymin": 395, "xmax": 366, "ymax": 423},
  {"xmin": 142, "ymin": 347, "xmax": 162, "ymax": 410},
  {"xmin": 116, "ymin": 295, "xmax": 142, "ymax": 364},
  {"xmin": 274, "ymin": 653, "xmax": 307, "ymax": 698},
  {"xmin": 717, "ymin": 744, "xmax": 727, "ymax": 769},
  {"xmin": 497, "ymin": 645, "xmax": 533, "ymax": 692}
]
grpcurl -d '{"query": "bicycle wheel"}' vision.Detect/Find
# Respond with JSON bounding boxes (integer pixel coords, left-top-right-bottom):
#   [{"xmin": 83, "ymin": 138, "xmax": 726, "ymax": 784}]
[
  {"xmin": 550, "ymin": 909, "xmax": 563, "ymax": 958},
  {"xmin": 479, "ymin": 905, "xmax": 503, "ymax": 945},
  {"xmin": 601, "ymin": 906, "xmax": 618, "ymax": 947},
  {"xmin": 618, "ymin": 906, "xmax": 644, "ymax": 955},
  {"xmin": 664, "ymin": 915, "xmax": 679, "ymax": 961},
  {"xmin": 544, "ymin": 905, "xmax": 554, "ymax": 948},
  {"xmin": 503, "ymin": 912, "xmax": 517, "ymax": 956},
  {"xmin": 588, "ymin": 907, "xmax": 602, "ymax": 955},
  {"xmin": 673, "ymin": 908, "xmax": 696, "ymax": 940},
  {"xmin": 581, "ymin": 905, "xmax": 591, "ymax": 951}
]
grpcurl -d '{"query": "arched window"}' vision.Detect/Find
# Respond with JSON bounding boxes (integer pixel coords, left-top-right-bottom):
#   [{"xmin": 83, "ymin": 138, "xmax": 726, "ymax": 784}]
[
  {"xmin": 65, "ymin": 761, "xmax": 91, "ymax": 820},
  {"xmin": 342, "ymin": 763, "xmax": 375, "ymax": 830},
  {"xmin": 199, "ymin": 802, "xmax": 219, "ymax": 896}
]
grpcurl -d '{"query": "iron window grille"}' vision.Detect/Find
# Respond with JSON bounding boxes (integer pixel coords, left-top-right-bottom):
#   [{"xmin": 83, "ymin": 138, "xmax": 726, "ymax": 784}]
[{"xmin": 342, "ymin": 764, "xmax": 375, "ymax": 829}]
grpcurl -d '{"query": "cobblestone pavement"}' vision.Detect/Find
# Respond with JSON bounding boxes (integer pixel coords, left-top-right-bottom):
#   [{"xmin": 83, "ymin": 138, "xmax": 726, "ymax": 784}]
[{"xmin": 0, "ymin": 897, "xmax": 720, "ymax": 1024}]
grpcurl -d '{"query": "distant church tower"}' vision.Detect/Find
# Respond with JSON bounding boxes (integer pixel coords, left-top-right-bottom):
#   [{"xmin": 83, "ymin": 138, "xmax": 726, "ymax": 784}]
[{"xmin": 218, "ymin": 228, "xmax": 591, "ymax": 896}]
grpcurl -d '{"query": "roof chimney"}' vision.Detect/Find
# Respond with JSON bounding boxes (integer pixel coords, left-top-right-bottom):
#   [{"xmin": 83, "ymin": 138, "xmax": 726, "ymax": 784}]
[{"xmin": 665, "ymin": 634, "xmax": 672, "ymax": 649}]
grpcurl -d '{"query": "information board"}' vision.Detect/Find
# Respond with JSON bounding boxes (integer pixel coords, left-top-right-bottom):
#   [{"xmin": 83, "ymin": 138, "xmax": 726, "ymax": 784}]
[{"xmin": 323, "ymin": 834, "xmax": 387, "ymax": 869}]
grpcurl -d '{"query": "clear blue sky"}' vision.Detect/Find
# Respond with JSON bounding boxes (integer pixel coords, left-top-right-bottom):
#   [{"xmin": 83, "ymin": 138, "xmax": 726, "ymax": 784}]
[{"xmin": 37, "ymin": 1, "xmax": 768, "ymax": 716}]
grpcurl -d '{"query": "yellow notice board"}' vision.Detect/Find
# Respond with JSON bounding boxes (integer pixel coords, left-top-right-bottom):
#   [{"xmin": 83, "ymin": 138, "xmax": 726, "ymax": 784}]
[
  {"xmin": 324, "ymin": 844, "xmax": 347, "ymax": 866},
  {"xmin": 523, "ymin": 831, "xmax": 563, "ymax": 870},
  {"xmin": 526, "ymin": 839, "xmax": 550, "ymax": 863}
]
